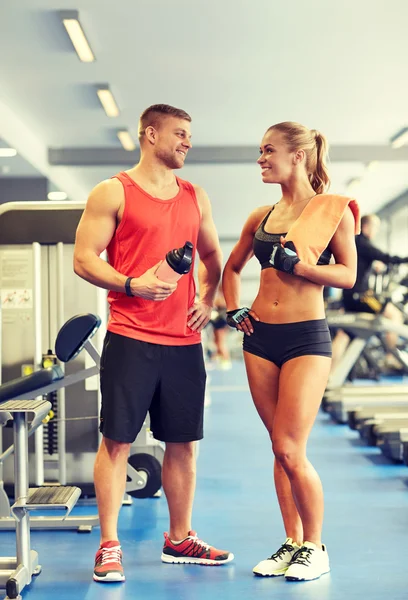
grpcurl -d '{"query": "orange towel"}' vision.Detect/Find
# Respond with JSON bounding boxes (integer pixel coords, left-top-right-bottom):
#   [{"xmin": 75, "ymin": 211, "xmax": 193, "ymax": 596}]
[{"xmin": 285, "ymin": 194, "xmax": 361, "ymax": 266}]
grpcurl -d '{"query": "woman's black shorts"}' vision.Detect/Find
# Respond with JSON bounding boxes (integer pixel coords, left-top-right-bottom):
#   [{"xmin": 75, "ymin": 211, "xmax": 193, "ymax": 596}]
[
  {"xmin": 99, "ymin": 331, "xmax": 206, "ymax": 443},
  {"xmin": 243, "ymin": 318, "xmax": 332, "ymax": 368}
]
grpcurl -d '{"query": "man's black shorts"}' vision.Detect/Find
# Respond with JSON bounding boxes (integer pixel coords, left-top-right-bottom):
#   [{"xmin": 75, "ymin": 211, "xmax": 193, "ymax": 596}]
[{"xmin": 99, "ymin": 331, "xmax": 206, "ymax": 443}]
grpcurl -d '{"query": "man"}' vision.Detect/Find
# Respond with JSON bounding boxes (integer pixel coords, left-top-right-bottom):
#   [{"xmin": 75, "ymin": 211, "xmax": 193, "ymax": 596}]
[
  {"xmin": 74, "ymin": 104, "xmax": 233, "ymax": 583},
  {"xmin": 331, "ymin": 214, "xmax": 408, "ymax": 370}
]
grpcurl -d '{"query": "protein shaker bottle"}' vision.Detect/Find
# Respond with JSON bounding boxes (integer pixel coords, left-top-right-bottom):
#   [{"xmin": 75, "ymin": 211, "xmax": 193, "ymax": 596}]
[{"xmin": 155, "ymin": 241, "xmax": 194, "ymax": 283}]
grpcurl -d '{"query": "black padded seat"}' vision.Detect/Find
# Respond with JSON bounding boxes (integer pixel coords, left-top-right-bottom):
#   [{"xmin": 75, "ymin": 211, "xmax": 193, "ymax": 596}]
[
  {"xmin": 55, "ymin": 313, "xmax": 101, "ymax": 363},
  {"xmin": 0, "ymin": 366, "xmax": 64, "ymax": 405}
]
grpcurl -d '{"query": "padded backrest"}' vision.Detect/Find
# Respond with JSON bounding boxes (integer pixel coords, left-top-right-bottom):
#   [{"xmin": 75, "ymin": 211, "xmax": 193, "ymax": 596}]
[{"xmin": 55, "ymin": 313, "xmax": 101, "ymax": 362}]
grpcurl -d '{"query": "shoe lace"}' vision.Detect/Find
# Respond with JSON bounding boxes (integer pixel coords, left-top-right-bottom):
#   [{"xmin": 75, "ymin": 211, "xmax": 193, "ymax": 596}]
[
  {"xmin": 270, "ymin": 542, "xmax": 294, "ymax": 562},
  {"xmin": 188, "ymin": 535, "xmax": 210, "ymax": 556},
  {"xmin": 290, "ymin": 546, "xmax": 314, "ymax": 566},
  {"xmin": 98, "ymin": 546, "xmax": 122, "ymax": 566}
]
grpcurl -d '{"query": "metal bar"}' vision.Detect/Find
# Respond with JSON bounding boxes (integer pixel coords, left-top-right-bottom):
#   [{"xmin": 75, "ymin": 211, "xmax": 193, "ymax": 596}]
[
  {"xmin": 327, "ymin": 338, "xmax": 368, "ymax": 389},
  {"xmin": 32, "ymin": 242, "xmax": 44, "ymax": 487},
  {"xmin": 96, "ymin": 270, "xmax": 107, "ymax": 446},
  {"xmin": 13, "ymin": 413, "xmax": 32, "ymax": 574},
  {"xmin": 83, "ymin": 340, "xmax": 100, "ymax": 368},
  {"xmin": 56, "ymin": 242, "xmax": 66, "ymax": 485}
]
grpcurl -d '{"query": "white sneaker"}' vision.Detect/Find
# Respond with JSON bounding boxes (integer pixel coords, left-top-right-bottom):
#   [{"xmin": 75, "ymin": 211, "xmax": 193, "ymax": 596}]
[
  {"xmin": 253, "ymin": 537, "xmax": 301, "ymax": 577},
  {"xmin": 285, "ymin": 541, "xmax": 330, "ymax": 581}
]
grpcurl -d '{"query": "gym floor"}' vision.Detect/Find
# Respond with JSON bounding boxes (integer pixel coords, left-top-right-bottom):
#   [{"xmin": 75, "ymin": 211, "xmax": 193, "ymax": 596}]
[{"xmin": 2, "ymin": 363, "xmax": 408, "ymax": 600}]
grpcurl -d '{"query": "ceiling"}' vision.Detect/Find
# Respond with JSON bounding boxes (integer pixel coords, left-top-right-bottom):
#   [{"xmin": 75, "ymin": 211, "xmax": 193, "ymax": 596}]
[{"xmin": 0, "ymin": 0, "xmax": 407, "ymax": 219}]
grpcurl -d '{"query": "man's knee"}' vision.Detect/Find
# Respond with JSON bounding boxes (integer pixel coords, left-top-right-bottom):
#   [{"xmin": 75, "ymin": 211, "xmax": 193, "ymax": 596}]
[
  {"xmin": 165, "ymin": 441, "xmax": 196, "ymax": 461},
  {"xmin": 101, "ymin": 436, "xmax": 132, "ymax": 460}
]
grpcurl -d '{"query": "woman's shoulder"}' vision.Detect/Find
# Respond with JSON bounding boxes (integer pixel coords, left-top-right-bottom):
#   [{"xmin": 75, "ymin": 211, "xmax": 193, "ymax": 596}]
[{"xmin": 249, "ymin": 204, "xmax": 273, "ymax": 220}]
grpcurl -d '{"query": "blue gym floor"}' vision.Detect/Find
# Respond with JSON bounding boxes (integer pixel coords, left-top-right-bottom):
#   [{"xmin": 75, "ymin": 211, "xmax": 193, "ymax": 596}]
[{"xmin": 2, "ymin": 363, "xmax": 408, "ymax": 600}]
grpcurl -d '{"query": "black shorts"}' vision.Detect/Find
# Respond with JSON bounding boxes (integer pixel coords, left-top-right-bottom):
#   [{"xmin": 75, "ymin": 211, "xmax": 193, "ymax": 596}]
[
  {"xmin": 99, "ymin": 332, "xmax": 206, "ymax": 443},
  {"xmin": 342, "ymin": 291, "xmax": 385, "ymax": 315},
  {"xmin": 243, "ymin": 318, "xmax": 332, "ymax": 368}
]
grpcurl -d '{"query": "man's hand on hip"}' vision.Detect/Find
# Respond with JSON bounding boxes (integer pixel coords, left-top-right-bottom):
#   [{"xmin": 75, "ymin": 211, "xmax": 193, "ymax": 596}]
[{"xmin": 187, "ymin": 301, "xmax": 212, "ymax": 332}]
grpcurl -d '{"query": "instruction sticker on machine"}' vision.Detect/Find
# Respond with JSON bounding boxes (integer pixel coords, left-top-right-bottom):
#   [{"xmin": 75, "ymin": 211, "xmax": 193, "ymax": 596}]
[{"xmin": 1, "ymin": 289, "xmax": 33, "ymax": 309}]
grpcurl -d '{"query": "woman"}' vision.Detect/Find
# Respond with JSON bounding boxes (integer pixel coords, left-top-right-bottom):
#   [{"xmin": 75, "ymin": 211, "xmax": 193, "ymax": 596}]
[{"xmin": 222, "ymin": 122, "xmax": 357, "ymax": 582}]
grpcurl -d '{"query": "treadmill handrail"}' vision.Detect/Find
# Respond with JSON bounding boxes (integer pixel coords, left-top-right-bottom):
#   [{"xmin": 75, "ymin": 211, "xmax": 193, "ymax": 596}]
[{"xmin": 327, "ymin": 311, "xmax": 408, "ymax": 339}]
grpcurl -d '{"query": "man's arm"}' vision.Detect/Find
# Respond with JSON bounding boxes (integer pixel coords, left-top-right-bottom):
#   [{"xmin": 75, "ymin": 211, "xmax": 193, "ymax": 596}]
[
  {"xmin": 74, "ymin": 179, "xmax": 127, "ymax": 291},
  {"xmin": 186, "ymin": 185, "xmax": 223, "ymax": 331},
  {"xmin": 357, "ymin": 235, "xmax": 408, "ymax": 265},
  {"xmin": 74, "ymin": 179, "xmax": 176, "ymax": 300}
]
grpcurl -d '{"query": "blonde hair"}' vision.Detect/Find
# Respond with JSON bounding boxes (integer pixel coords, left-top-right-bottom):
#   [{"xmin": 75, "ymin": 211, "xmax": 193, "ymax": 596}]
[{"xmin": 267, "ymin": 121, "xmax": 330, "ymax": 194}]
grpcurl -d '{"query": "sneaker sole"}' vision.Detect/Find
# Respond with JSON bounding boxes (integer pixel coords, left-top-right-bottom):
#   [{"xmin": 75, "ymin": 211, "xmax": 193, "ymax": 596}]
[
  {"xmin": 161, "ymin": 553, "xmax": 234, "ymax": 566},
  {"xmin": 285, "ymin": 567, "xmax": 330, "ymax": 582},
  {"xmin": 253, "ymin": 569, "xmax": 287, "ymax": 577},
  {"xmin": 93, "ymin": 573, "xmax": 126, "ymax": 582}
]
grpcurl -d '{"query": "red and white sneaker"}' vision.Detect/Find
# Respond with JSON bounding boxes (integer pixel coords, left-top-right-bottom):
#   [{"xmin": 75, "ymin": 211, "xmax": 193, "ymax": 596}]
[
  {"xmin": 93, "ymin": 540, "xmax": 125, "ymax": 582},
  {"xmin": 161, "ymin": 530, "xmax": 234, "ymax": 565}
]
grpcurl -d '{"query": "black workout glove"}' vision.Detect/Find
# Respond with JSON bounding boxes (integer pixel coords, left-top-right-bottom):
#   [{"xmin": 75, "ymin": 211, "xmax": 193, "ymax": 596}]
[
  {"xmin": 269, "ymin": 241, "xmax": 300, "ymax": 275},
  {"xmin": 226, "ymin": 307, "xmax": 251, "ymax": 329}
]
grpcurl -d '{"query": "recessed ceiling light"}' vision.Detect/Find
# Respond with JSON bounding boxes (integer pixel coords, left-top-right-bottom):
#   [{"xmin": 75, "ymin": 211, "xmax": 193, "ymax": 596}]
[
  {"xmin": 96, "ymin": 85, "xmax": 120, "ymax": 118},
  {"xmin": 0, "ymin": 148, "xmax": 17, "ymax": 157},
  {"xmin": 366, "ymin": 161, "xmax": 379, "ymax": 172},
  {"xmin": 117, "ymin": 130, "xmax": 136, "ymax": 151},
  {"xmin": 60, "ymin": 10, "xmax": 95, "ymax": 63},
  {"xmin": 390, "ymin": 127, "xmax": 408, "ymax": 149}
]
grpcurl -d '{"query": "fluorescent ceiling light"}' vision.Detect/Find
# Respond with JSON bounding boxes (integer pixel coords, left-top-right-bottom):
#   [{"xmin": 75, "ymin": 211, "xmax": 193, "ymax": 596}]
[
  {"xmin": 117, "ymin": 130, "xmax": 136, "ymax": 151},
  {"xmin": 48, "ymin": 191, "xmax": 68, "ymax": 201},
  {"xmin": 390, "ymin": 127, "xmax": 408, "ymax": 149},
  {"xmin": 0, "ymin": 148, "xmax": 17, "ymax": 157},
  {"xmin": 96, "ymin": 85, "xmax": 120, "ymax": 118},
  {"xmin": 60, "ymin": 10, "xmax": 95, "ymax": 63},
  {"xmin": 366, "ymin": 160, "xmax": 379, "ymax": 172}
]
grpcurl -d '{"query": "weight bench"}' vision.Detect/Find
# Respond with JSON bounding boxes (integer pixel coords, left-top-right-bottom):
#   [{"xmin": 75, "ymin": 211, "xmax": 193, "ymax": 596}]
[{"xmin": 0, "ymin": 313, "xmax": 100, "ymax": 600}]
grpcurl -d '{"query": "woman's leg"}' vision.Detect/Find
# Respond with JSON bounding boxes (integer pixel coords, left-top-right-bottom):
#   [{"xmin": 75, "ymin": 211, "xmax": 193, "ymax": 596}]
[
  {"xmin": 272, "ymin": 355, "xmax": 331, "ymax": 546},
  {"xmin": 244, "ymin": 351, "xmax": 302, "ymax": 544}
]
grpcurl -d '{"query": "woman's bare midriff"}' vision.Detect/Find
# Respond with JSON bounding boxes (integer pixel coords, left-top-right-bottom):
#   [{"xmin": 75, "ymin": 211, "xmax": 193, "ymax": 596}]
[{"xmin": 251, "ymin": 269, "xmax": 326, "ymax": 324}]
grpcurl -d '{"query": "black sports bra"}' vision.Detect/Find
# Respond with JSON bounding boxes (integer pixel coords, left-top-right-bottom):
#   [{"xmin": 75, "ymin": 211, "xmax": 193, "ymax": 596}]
[{"xmin": 253, "ymin": 208, "xmax": 332, "ymax": 270}]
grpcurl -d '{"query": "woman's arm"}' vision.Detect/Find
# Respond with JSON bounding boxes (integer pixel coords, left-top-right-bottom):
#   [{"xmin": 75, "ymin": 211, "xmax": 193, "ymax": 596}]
[
  {"xmin": 294, "ymin": 206, "xmax": 357, "ymax": 289},
  {"xmin": 222, "ymin": 207, "xmax": 268, "ymax": 334},
  {"xmin": 222, "ymin": 206, "xmax": 268, "ymax": 310}
]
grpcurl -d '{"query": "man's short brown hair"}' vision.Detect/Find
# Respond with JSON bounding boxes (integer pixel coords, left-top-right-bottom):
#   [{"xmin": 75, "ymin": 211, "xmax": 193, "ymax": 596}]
[
  {"xmin": 138, "ymin": 104, "xmax": 191, "ymax": 140},
  {"xmin": 361, "ymin": 214, "xmax": 380, "ymax": 229}
]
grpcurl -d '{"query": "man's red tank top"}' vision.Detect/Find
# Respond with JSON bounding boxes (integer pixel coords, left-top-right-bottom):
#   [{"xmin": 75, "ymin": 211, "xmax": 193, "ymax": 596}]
[{"xmin": 106, "ymin": 171, "xmax": 201, "ymax": 346}]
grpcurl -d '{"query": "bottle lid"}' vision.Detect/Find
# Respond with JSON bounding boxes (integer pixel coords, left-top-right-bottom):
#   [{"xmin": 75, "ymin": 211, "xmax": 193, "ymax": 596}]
[{"xmin": 166, "ymin": 241, "xmax": 194, "ymax": 274}]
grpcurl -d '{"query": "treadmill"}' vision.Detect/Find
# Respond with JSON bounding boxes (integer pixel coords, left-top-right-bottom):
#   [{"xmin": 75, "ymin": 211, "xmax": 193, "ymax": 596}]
[{"xmin": 324, "ymin": 312, "xmax": 408, "ymax": 422}]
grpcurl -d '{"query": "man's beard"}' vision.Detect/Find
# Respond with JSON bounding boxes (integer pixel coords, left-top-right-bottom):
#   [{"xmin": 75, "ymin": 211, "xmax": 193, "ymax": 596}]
[{"xmin": 156, "ymin": 148, "xmax": 184, "ymax": 170}]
